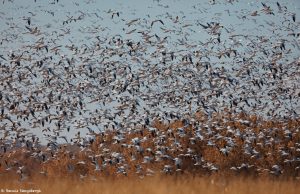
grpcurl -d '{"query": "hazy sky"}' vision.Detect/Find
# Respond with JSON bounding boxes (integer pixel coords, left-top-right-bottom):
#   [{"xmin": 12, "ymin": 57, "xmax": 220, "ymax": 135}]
[
  {"xmin": 1, "ymin": 0, "xmax": 299, "ymax": 49},
  {"xmin": 0, "ymin": 0, "xmax": 299, "ymax": 144}
]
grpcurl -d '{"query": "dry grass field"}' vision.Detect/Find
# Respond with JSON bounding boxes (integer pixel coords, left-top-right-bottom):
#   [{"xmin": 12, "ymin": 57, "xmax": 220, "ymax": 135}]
[
  {"xmin": 0, "ymin": 175, "xmax": 299, "ymax": 194},
  {"xmin": 1, "ymin": 112, "xmax": 300, "ymax": 193}
]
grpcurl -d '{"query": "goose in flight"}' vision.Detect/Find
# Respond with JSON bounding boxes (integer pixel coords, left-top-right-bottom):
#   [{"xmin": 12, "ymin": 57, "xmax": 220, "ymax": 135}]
[{"xmin": 151, "ymin": 19, "xmax": 164, "ymax": 27}]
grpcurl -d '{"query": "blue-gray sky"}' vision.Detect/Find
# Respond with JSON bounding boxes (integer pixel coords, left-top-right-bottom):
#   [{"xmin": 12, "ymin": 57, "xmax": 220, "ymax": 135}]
[{"xmin": 0, "ymin": 0, "xmax": 300, "ymax": 145}]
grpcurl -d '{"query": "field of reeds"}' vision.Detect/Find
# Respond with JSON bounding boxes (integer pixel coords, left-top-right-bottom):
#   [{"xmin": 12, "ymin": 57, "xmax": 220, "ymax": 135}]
[
  {"xmin": 0, "ymin": 175, "xmax": 299, "ymax": 194},
  {"xmin": 1, "ymin": 111, "xmax": 300, "ymax": 193}
]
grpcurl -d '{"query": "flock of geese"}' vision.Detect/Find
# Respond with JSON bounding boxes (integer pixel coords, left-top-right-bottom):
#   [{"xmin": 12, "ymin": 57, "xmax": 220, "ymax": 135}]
[{"xmin": 0, "ymin": 0, "xmax": 300, "ymax": 179}]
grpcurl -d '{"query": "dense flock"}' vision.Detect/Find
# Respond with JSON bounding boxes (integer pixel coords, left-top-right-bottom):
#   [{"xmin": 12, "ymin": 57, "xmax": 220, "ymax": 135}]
[{"xmin": 0, "ymin": 0, "xmax": 300, "ymax": 180}]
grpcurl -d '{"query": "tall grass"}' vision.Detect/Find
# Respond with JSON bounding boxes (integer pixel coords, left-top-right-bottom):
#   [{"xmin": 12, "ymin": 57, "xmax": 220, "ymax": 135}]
[
  {"xmin": 0, "ymin": 112, "xmax": 300, "ymax": 193},
  {"xmin": 0, "ymin": 175, "xmax": 299, "ymax": 194}
]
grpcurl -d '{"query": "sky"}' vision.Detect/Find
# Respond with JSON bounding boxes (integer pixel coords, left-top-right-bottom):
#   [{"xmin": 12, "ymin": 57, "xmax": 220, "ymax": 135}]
[
  {"xmin": 1, "ymin": 0, "xmax": 299, "ymax": 48},
  {"xmin": 0, "ymin": 0, "xmax": 300, "ymax": 144}
]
